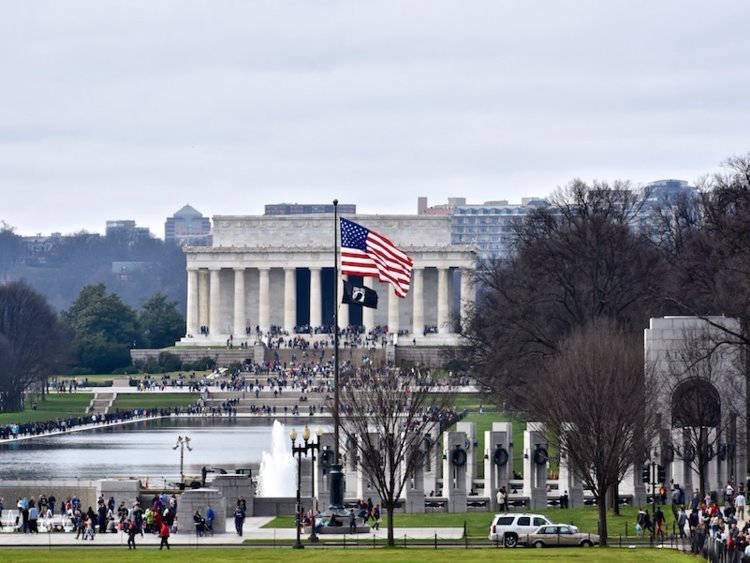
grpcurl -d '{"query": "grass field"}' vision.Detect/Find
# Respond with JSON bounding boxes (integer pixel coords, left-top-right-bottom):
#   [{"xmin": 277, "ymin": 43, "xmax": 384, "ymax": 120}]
[
  {"xmin": 0, "ymin": 393, "xmax": 93, "ymax": 425},
  {"xmin": 111, "ymin": 393, "xmax": 200, "ymax": 411},
  {"xmin": 0, "ymin": 547, "xmax": 693, "ymax": 562},
  {"xmin": 262, "ymin": 506, "xmax": 675, "ymax": 539}
]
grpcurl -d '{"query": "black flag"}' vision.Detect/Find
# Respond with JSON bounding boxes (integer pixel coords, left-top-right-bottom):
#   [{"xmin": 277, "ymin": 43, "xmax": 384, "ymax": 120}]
[{"xmin": 342, "ymin": 280, "xmax": 378, "ymax": 309}]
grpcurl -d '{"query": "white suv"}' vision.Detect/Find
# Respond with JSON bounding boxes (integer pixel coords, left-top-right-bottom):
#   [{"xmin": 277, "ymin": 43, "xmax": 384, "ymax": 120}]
[{"xmin": 488, "ymin": 513, "xmax": 552, "ymax": 547}]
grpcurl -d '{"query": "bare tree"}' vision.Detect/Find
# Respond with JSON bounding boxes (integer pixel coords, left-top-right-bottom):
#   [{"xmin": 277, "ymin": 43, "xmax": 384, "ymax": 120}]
[
  {"xmin": 463, "ymin": 180, "xmax": 667, "ymax": 408},
  {"xmin": 0, "ymin": 281, "xmax": 66, "ymax": 412},
  {"xmin": 527, "ymin": 319, "xmax": 658, "ymax": 545},
  {"xmin": 663, "ymin": 326, "xmax": 745, "ymax": 496},
  {"xmin": 334, "ymin": 368, "xmax": 455, "ymax": 546}
]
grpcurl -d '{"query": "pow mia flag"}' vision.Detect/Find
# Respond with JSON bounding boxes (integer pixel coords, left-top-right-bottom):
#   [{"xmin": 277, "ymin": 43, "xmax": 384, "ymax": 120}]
[{"xmin": 342, "ymin": 280, "xmax": 378, "ymax": 309}]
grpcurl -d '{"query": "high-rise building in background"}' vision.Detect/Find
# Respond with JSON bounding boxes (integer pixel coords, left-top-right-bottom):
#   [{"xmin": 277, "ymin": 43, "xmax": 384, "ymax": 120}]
[
  {"xmin": 105, "ymin": 220, "xmax": 151, "ymax": 240},
  {"xmin": 264, "ymin": 203, "xmax": 356, "ymax": 215},
  {"xmin": 165, "ymin": 205, "xmax": 212, "ymax": 246},
  {"xmin": 420, "ymin": 197, "xmax": 547, "ymax": 258}
]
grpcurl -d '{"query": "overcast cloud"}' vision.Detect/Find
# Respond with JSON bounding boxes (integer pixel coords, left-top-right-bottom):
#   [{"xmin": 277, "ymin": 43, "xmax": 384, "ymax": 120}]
[{"xmin": 1, "ymin": 0, "xmax": 749, "ymax": 236}]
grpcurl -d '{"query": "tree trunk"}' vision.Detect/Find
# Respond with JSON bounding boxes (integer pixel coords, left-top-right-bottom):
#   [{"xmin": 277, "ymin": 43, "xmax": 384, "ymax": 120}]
[
  {"xmin": 609, "ymin": 483, "xmax": 620, "ymax": 515},
  {"xmin": 598, "ymin": 491, "xmax": 608, "ymax": 546},
  {"xmin": 386, "ymin": 503, "xmax": 395, "ymax": 546}
]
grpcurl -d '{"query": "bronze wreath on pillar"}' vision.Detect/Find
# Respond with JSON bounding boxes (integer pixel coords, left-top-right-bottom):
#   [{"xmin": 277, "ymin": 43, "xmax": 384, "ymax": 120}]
[
  {"xmin": 451, "ymin": 445, "xmax": 467, "ymax": 467},
  {"xmin": 493, "ymin": 445, "xmax": 509, "ymax": 467}
]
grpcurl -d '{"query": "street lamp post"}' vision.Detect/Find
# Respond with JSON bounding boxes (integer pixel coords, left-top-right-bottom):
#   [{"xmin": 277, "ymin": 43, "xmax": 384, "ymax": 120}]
[
  {"xmin": 173, "ymin": 436, "xmax": 192, "ymax": 487},
  {"xmin": 290, "ymin": 425, "xmax": 322, "ymax": 548}
]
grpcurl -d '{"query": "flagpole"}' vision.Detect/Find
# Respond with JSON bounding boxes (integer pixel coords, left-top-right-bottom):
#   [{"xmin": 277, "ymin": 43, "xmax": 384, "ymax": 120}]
[{"xmin": 332, "ymin": 199, "xmax": 340, "ymax": 466}]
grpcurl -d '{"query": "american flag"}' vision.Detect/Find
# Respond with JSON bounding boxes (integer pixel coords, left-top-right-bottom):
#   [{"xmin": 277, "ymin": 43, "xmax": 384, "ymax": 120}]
[{"xmin": 340, "ymin": 217, "xmax": 413, "ymax": 297}]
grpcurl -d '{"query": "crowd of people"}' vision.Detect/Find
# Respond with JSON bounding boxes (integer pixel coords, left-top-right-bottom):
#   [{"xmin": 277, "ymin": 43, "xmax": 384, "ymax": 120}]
[{"xmin": 0, "ymin": 406, "xmax": 201, "ymax": 441}]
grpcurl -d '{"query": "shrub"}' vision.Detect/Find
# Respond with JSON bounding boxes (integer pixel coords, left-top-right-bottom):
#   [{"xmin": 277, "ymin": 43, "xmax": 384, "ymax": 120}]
[{"xmin": 157, "ymin": 351, "xmax": 182, "ymax": 372}]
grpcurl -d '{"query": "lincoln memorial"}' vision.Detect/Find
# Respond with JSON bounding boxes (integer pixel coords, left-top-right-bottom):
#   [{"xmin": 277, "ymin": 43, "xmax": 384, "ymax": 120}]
[{"xmin": 177, "ymin": 213, "xmax": 476, "ymax": 347}]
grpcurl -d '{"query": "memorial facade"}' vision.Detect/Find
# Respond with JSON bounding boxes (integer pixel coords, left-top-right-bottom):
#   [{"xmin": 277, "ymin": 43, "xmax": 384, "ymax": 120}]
[{"xmin": 178, "ymin": 214, "xmax": 476, "ymax": 346}]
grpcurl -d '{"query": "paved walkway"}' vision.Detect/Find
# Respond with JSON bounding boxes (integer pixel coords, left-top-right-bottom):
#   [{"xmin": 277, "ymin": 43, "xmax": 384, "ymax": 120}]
[{"xmin": 0, "ymin": 517, "xmax": 463, "ymax": 546}]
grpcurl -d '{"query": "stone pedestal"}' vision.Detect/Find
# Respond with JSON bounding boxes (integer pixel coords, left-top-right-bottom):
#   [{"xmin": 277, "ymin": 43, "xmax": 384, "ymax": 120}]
[
  {"xmin": 483, "ymin": 422, "xmax": 512, "ymax": 510},
  {"xmin": 522, "ymin": 422, "xmax": 547, "ymax": 509},
  {"xmin": 423, "ymin": 427, "xmax": 441, "ymax": 496},
  {"xmin": 176, "ymin": 488, "xmax": 226, "ymax": 533},
  {"xmin": 96, "ymin": 479, "xmax": 141, "ymax": 509},
  {"xmin": 457, "ymin": 421, "xmax": 477, "ymax": 493},
  {"xmin": 443, "ymin": 431, "xmax": 467, "ymax": 512},
  {"xmin": 208, "ymin": 474, "xmax": 253, "ymax": 517}
]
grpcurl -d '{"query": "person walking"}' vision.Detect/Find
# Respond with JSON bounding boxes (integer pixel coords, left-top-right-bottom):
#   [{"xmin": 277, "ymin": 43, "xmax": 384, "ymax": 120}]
[
  {"xmin": 677, "ymin": 507, "xmax": 687, "ymax": 539},
  {"xmin": 159, "ymin": 521, "xmax": 170, "ymax": 550},
  {"xmin": 205, "ymin": 505, "xmax": 215, "ymax": 535},
  {"xmin": 234, "ymin": 503, "xmax": 245, "ymax": 536},
  {"xmin": 349, "ymin": 509, "xmax": 357, "ymax": 533},
  {"xmin": 736, "ymin": 490, "xmax": 746, "ymax": 521},
  {"xmin": 127, "ymin": 519, "xmax": 137, "ymax": 550}
]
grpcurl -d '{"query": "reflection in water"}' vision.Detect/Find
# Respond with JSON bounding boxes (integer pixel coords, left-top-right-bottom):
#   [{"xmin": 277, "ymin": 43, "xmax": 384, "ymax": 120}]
[{"xmin": 0, "ymin": 418, "xmax": 329, "ymax": 482}]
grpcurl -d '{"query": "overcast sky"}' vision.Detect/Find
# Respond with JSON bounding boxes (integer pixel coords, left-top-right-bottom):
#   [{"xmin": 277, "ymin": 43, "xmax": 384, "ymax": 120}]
[{"xmin": 2, "ymin": 1, "xmax": 749, "ymax": 237}]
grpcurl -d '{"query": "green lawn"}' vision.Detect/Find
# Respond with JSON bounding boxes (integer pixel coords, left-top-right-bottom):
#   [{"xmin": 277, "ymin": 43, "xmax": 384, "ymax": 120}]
[
  {"xmin": 0, "ymin": 393, "xmax": 93, "ymax": 425},
  {"xmin": 0, "ymin": 548, "xmax": 693, "ymax": 562},
  {"xmin": 262, "ymin": 506, "xmax": 675, "ymax": 539},
  {"xmin": 111, "ymin": 393, "xmax": 199, "ymax": 411}
]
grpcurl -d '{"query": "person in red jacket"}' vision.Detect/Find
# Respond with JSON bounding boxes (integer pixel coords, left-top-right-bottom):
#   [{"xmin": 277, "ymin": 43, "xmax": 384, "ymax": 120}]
[{"xmin": 159, "ymin": 521, "xmax": 170, "ymax": 550}]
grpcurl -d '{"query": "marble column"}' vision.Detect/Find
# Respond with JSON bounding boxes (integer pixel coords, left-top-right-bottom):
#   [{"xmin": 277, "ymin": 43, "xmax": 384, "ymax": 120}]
[
  {"xmin": 388, "ymin": 284, "xmax": 400, "ymax": 335},
  {"xmin": 437, "ymin": 267, "xmax": 450, "ymax": 334},
  {"xmin": 309, "ymin": 267, "xmax": 322, "ymax": 327},
  {"xmin": 284, "ymin": 267, "xmax": 296, "ymax": 332},
  {"xmin": 412, "ymin": 268, "xmax": 424, "ymax": 336},
  {"xmin": 186, "ymin": 268, "xmax": 199, "ymax": 336},
  {"xmin": 233, "ymin": 268, "xmax": 246, "ymax": 338},
  {"xmin": 209, "ymin": 267, "xmax": 221, "ymax": 336},
  {"xmin": 338, "ymin": 275, "xmax": 349, "ymax": 329},
  {"xmin": 362, "ymin": 277, "xmax": 375, "ymax": 332},
  {"xmin": 258, "ymin": 268, "xmax": 270, "ymax": 332},
  {"xmin": 198, "ymin": 269, "xmax": 209, "ymax": 329},
  {"xmin": 460, "ymin": 268, "xmax": 475, "ymax": 333}
]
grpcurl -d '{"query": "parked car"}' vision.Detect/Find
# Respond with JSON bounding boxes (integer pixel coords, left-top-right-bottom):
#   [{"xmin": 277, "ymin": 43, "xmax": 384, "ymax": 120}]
[
  {"xmin": 488, "ymin": 513, "xmax": 552, "ymax": 547},
  {"xmin": 521, "ymin": 524, "xmax": 600, "ymax": 548}
]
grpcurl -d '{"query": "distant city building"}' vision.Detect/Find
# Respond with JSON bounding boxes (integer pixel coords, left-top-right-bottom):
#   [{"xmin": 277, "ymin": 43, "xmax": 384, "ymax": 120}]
[
  {"xmin": 22, "ymin": 232, "xmax": 64, "ymax": 265},
  {"xmin": 165, "ymin": 205, "xmax": 212, "ymax": 246},
  {"xmin": 105, "ymin": 220, "xmax": 151, "ymax": 240},
  {"xmin": 452, "ymin": 199, "xmax": 548, "ymax": 258},
  {"xmin": 638, "ymin": 179, "xmax": 698, "ymax": 237},
  {"xmin": 264, "ymin": 203, "xmax": 356, "ymax": 215},
  {"xmin": 112, "ymin": 261, "xmax": 152, "ymax": 281},
  {"xmin": 420, "ymin": 197, "xmax": 547, "ymax": 258},
  {"xmin": 417, "ymin": 197, "xmax": 466, "ymax": 215}
]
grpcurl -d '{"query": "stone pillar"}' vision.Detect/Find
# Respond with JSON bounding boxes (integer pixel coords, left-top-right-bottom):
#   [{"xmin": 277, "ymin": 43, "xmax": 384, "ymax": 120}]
[
  {"xmin": 314, "ymin": 432, "xmax": 336, "ymax": 510},
  {"xmin": 356, "ymin": 433, "xmax": 379, "ymax": 501},
  {"xmin": 437, "ymin": 267, "xmax": 450, "ymax": 334},
  {"xmin": 522, "ymin": 422, "xmax": 548, "ymax": 509},
  {"xmin": 423, "ymin": 427, "xmax": 440, "ymax": 496},
  {"xmin": 412, "ymin": 268, "xmax": 424, "ymax": 336},
  {"xmin": 198, "ymin": 269, "xmax": 210, "ymax": 330},
  {"xmin": 484, "ymin": 422, "xmax": 512, "ymax": 510},
  {"xmin": 443, "ymin": 431, "xmax": 468, "ymax": 512},
  {"xmin": 459, "ymin": 267, "xmax": 475, "ymax": 333},
  {"xmin": 233, "ymin": 268, "xmax": 246, "ymax": 338},
  {"xmin": 209, "ymin": 267, "xmax": 222, "ymax": 336},
  {"xmin": 388, "ymin": 285, "xmax": 400, "ymax": 336},
  {"xmin": 338, "ymin": 275, "xmax": 349, "ymax": 329},
  {"xmin": 186, "ymin": 268, "xmax": 199, "ymax": 336},
  {"xmin": 362, "ymin": 277, "xmax": 375, "ymax": 332},
  {"xmin": 457, "ymin": 421, "xmax": 476, "ymax": 493},
  {"xmin": 619, "ymin": 463, "xmax": 647, "ymax": 507},
  {"xmin": 176, "ymin": 489, "xmax": 226, "ymax": 533},
  {"xmin": 309, "ymin": 267, "xmax": 322, "ymax": 328},
  {"xmin": 208, "ymin": 474, "xmax": 253, "ymax": 517},
  {"xmin": 558, "ymin": 451, "xmax": 584, "ymax": 508},
  {"xmin": 405, "ymin": 441, "xmax": 425, "ymax": 513},
  {"xmin": 258, "ymin": 267, "xmax": 270, "ymax": 332},
  {"xmin": 284, "ymin": 268, "xmax": 296, "ymax": 332}
]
